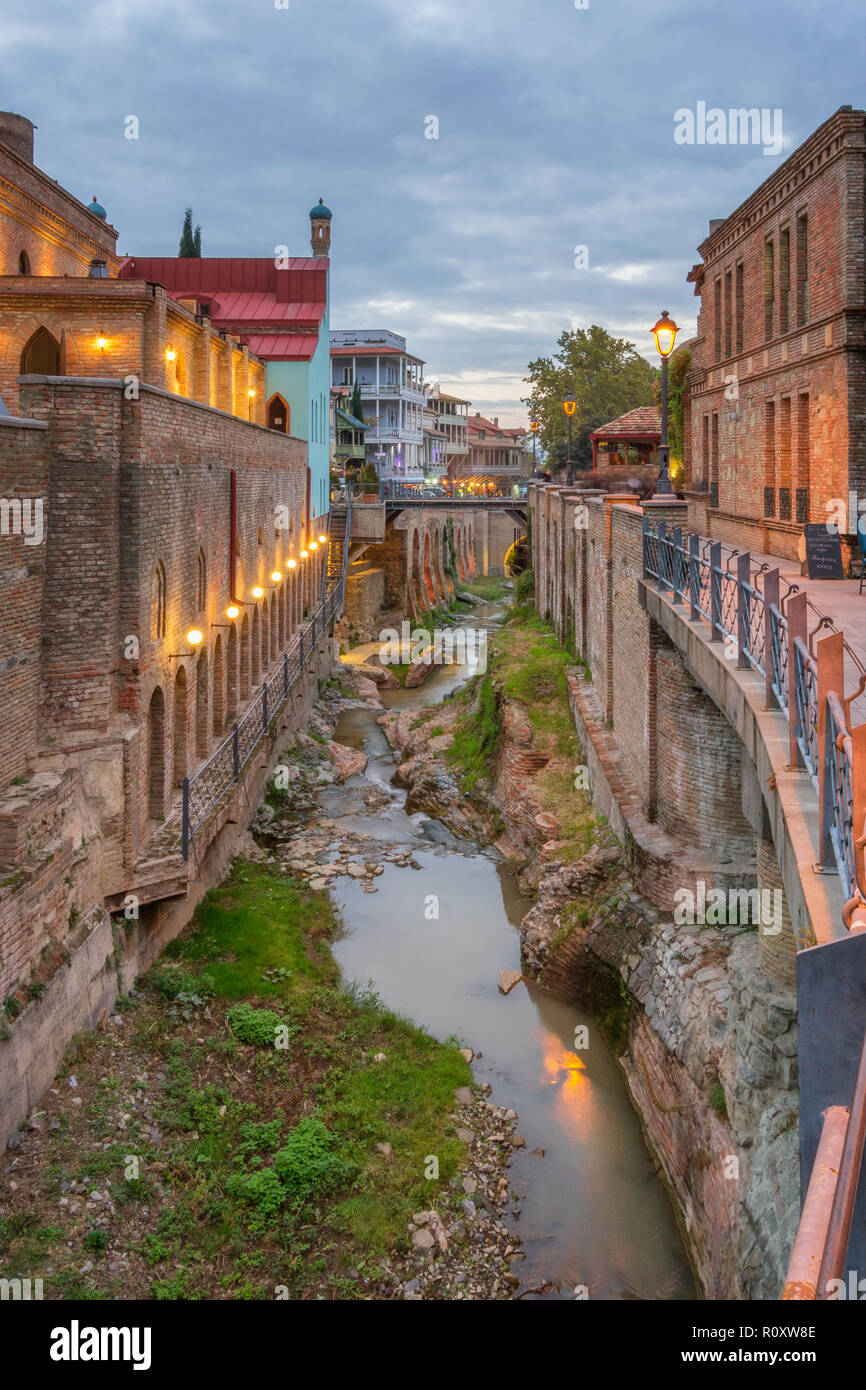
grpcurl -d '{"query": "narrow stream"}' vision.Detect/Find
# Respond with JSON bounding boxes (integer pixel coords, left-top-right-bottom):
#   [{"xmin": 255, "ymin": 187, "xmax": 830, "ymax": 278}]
[{"xmin": 324, "ymin": 599, "xmax": 696, "ymax": 1300}]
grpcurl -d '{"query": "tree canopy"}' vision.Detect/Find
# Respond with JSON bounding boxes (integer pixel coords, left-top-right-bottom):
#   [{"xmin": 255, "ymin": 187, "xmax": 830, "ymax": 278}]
[
  {"xmin": 179, "ymin": 206, "xmax": 202, "ymax": 257},
  {"xmin": 350, "ymin": 380, "xmax": 364, "ymax": 423},
  {"xmin": 523, "ymin": 325, "xmax": 657, "ymax": 472}
]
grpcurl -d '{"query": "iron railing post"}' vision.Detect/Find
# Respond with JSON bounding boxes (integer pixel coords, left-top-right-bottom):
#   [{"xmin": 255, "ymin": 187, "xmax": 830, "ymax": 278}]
[
  {"xmin": 672, "ymin": 526, "xmax": 682, "ymax": 604},
  {"xmin": 787, "ymin": 591, "xmax": 808, "ymax": 769},
  {"xmin": 181, "ymin": 777, "xmax": 190, "ymax": 862},
  {"xmin": 657, "ymin": 520, "xmax": 667, "ymax": 593},
  {"xmin": 736, "ymin": 552, "xmax": 750, "ymax": 669},
  {"xmin": 642, "ymin": 515, "xmax": 649, "ymax": 577},
  {"xmin": 689, "ymin": 533, "xmax": 700, "ymax": 620},
  {"xmin": 710, "ymin": 542, "xmax": 723, "ymax": 640},
  {"xmin": 262, "ymin": 683, "xmax": 269, "ymax": 733},
  {"xmin": 764, "ymin": 569, "xmax": 780, "ymax": 708},
  {"xmin": 283, "ymin": 652, "xmax": 289, "ymax": 698},
  {"xmin": 232, "ymin": 721, "xmax": 240, "ymax": 780},
  {"xmin": 817, "ymin": 632, "xmax": 845, "ymax": 872}
]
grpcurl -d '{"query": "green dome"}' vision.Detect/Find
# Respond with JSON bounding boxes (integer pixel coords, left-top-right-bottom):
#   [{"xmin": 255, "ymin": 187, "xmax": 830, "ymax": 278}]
[
  {"xmin": 310, "ymin": 199, "xmax": 332, "ymax": 220},
  {"xmin": 86, "ymin": 195, "xmax": 107, "ymax": 219}
]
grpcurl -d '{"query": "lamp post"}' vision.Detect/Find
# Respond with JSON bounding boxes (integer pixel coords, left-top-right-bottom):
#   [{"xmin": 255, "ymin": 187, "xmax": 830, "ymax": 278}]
[
  {"xmin": 650, "ymin": 310, "xmax": 680, "ymax": 496},
  {"xmin": 563, "ymin": 394, "xmax": 577, "ymax": 486},
  {"xmin": 530, "ymin": 416, "xmax": 539, "ymax": 476}
]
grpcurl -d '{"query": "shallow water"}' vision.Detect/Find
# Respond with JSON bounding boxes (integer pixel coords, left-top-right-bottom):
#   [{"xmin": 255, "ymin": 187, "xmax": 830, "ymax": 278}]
[{"xmin": 325, "ymin": 598, "xmax": 696, "ymax": 1299}]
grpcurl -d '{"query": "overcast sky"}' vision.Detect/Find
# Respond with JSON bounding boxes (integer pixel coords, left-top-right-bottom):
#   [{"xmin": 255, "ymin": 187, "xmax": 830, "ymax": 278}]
[{"xmin": 2, "ymin": 0, "xmax": 862, "ymax": 424}]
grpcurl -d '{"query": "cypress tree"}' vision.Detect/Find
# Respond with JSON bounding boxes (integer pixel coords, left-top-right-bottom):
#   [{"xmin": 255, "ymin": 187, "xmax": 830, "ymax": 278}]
[{"xmin": 179, "ymin": 206, "xmax": 202, "ymax": 257}]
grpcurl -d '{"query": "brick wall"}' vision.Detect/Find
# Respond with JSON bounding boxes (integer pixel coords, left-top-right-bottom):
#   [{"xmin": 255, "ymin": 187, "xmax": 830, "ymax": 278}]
[
  {"xmin": 686, "ymin": 106, "xmax": 866, "ymax": 568},
  {"xmin": 0, "ymin": 121, "xmax": 119, "ymax": 280},
  {"xmin": 0, "ymin": 416, "xmax": 48, "ymax": 782}
]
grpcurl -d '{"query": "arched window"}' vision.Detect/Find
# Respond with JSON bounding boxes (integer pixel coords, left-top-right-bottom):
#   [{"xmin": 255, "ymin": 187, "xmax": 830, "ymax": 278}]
[
  {"xmin": 148, "ymin": 686, "xmax": 166, "ymax": 820},
  {"xmin": 173, "ymin": 667, "xmax": 188, "ymax": 786},
  {"xmin": 20, "ymin": 326, "xmax": 60, "ymax": 375},
  {"xmin": 267, "ymin": 394, "xmax": 289, "ymax": 433},
  {"xmin": 196, "ymin": 548, "xmax": 207, "ymax": 613},
  {"xmin": 213, "ymin": 634, "xmax": 225, "ymax": 734},
  {"xmin": 153, "ymin": 562, "xmax": 167, "ymax": 639},
  {"xmin": 195, "ymin": 648, "xmax": 209, "ymax": 758},
  {"xmin": 17, "ymin": 250, "xmax": 30, "ymax": 275}
]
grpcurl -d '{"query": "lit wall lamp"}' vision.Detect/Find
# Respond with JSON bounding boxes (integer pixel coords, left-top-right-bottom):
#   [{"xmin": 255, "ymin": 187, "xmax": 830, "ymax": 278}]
[
  {"xmin": 165, "ymin": 347, "xmax": 176, "ymax": 362},
  {"xmin": 212, "ymin": 604, "xmax": 241, "ymax": 629},
  {"xmin": 287, "ymin": 558, "xmax": 297, "ymax": 570},
  {"xmin": 251, "ymin": 586, "xmax": 265, "ymax": 599},
  {"xmin": 318, "ymin": 534, "xmax": 327, "ymax": 544},
  {"xmin": 169, "ymin": 628, "xmax": 203, "ymax": 658},
  {"xmin": 308, "ymin": 541, "xmax": 318, "ymax": 552},
  {"xmin": 248, "ymin": 388, "xmax": 256, "ymax": 398},
  {"xmin": 97, "ymin": 331, "xmax": 107, "ymax": 351},
  {"xmin": 299, "ymin": 549, "xmax": 308, "ymax": 560},
  {"xmin": 270, "ymin": 570, "xmax": 282, "ymax": 583}
]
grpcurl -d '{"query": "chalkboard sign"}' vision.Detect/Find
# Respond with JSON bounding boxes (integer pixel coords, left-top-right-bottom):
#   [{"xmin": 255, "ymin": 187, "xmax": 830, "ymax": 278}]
[{"xmin": 803, "ymin": 523, "xmax": 845, "ymax": 580}]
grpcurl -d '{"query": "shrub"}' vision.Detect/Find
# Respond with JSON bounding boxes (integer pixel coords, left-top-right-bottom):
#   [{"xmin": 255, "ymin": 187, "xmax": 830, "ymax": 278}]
[
  {"xmin": 227, "ymin": 1002, "xmax": 293, "ymax": 1049},
  {"xmin": 147, "ymin": 967, "xmax": 214, "ymax": 1003},
  {"xmin": 226, "ymin": 1168, "xmax": 287, "ymax": 1228},
  {"xmin": 273, "ymin": 1119, "xmax": 356, "ymax": 1201},
  {"xmin": 515, "ymin": 569, "xmax": 535, "ymax": 602}
]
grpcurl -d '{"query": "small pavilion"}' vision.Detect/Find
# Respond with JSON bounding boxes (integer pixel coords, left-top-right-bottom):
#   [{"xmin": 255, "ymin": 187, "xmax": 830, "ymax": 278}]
[{"xmin": 589, "ymin": 405, "xmax": 661, "ymax": 471}]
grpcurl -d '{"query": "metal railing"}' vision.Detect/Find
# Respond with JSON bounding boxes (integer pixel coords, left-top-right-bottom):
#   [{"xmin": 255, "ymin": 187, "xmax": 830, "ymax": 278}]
[
  {"xmin": 181, "ymin": 493, "xmax": 352, "ymax": 863},
  {"xmin": 642, "ymin": 516, "xmax": 865, "ymax": 913}
]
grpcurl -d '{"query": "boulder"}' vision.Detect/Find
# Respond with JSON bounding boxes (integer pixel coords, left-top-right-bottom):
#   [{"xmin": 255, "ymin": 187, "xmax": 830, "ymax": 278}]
[
  {"xmin": 327, "ymin": 740, "xmax": 367, "ymax": 782},
  {"xmin": 498, "ymin": 970, "xmax": 523, "ymax": 996},
  {"xmin": 404, "ymin": 657, "xmax": 434, "ymax": 688},
  {"xmin": 355, "ymin": 663, "xmax": 400, "ymax": 690}
]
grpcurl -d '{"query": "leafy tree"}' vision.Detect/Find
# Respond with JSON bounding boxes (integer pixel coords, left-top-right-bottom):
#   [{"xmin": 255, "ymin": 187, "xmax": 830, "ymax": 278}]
[
  {"xmin": 179, "ymin": 206, "xmax": 202, "ymax": 257},
  {"xmin": 350, "ymin": 380, "xmax": 364, "ymax": 423},
  {"xmin": 656, "ymin": 343, "xmax": 690, "ymax": 468},
  {"xmin": 523, "ymin": 325, "xmax": 657, "ymax": 473}
]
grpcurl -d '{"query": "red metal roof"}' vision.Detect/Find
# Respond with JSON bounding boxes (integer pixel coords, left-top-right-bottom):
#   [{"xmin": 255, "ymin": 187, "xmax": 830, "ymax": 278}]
[
  {"xmin": 589, "ymin": 405, "xmax": 661, "ymax": 440},
  {"xmin": 244, "ymin": 333, "xmax": 319, "ymax": 361},
  {"xmin": 117, "ymin": 256, "xmax": 328, "ymax": 347},
  {"xmin": 329, "ymin": 344, "xmax": 424, "ymax": 362}
]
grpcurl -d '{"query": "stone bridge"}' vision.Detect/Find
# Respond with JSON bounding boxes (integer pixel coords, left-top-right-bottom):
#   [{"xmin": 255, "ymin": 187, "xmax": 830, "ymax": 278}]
[
  {"xmin": 340, "ymin": 499, "xmax": 527, "ymax": 630},
  {"xmin": 531, "ymin": 480, "xmax": 866, "ymax": 1298}
]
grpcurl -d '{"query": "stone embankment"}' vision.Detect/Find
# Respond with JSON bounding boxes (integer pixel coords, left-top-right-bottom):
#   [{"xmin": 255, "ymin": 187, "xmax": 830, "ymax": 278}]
[{"xmin": 379, "ymin": 651, "xmax": 798, "ymax": 1301}]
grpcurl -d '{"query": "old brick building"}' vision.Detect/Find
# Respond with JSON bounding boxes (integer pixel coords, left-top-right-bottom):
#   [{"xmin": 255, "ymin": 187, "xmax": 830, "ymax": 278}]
[
  {"xmin": 0, "ymin": 114, "xmax": 328, "ymax": 1141},
  {"xmin": 685, "ymin": 105, "xmax": 866, "ymax": 567}
]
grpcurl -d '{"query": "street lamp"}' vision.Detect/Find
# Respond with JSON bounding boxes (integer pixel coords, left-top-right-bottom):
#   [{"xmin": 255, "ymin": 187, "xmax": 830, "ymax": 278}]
[
  {"xmin": 562, "ymin": 394, "xmax": 577, "ymax": 486},
  {"xmin": 530, "ymin": 416, "xmax": 539, "ymax": 476},
  {"xmin": 651, "ymin": 310, "xmax": 680, "ymax": 496}
]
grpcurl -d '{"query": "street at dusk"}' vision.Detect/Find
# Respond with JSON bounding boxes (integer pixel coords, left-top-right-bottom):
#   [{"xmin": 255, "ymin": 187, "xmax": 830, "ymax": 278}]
[{"xmin": 1, "ymin": 0, "xmax": 865, "ymax": 1369}]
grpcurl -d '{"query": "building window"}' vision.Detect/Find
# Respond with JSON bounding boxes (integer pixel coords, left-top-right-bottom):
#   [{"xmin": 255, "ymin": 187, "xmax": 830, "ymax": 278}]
[
  {"xmin": 710, "ymin": 412, "xmax": 719, "ymax": 508},
  {"xmin": 779, "ymin": 397, "xmax": 792, "ymax": 520},
  {"xmin": 735, "ymin": 262, "xmax": 744, "ymax": 354},
  {"xmin": 197, "ymin": 548, "xmax": 207, "ymax": 613},
  {"xmin": 153, "ymin": 561, "xmax": 167, "ymax": 639},
  {"xmin": 797, "ymin": 393, "xmax": 810, "ymax": 522},
  {"xmin": 796, "ymin": 211, "xmax": 809, "ymax": 327},
  {"xmin": 764, "ymin": 239, "xmax": 775, "ymax": 341},
  {"xmin": 764, "ymin": 401, "xmax": 776, "ymax": 518},
  {"xmin": 714, "ymin": 278, "xmax": 722, "ymax": 362},
  {"xmin": 17, "ymin": 250, "xmax": 30, "ymax": 274},
  {"xmin": 779, "ymin": 227, "xmax": 790, "ymax": 335},
  {"xmin": 724, "ymin": 268, "xmax": 733, "ymax": 358},
  {"xmin": 702, "ymin": 415, "xmax": 709, "ymax": 484}
]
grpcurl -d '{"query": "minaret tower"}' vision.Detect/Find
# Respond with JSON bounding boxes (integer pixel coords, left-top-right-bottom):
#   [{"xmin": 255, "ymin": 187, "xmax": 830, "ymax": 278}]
[{"xmin": 310, "ymin": 199, "xmax": 332, "ymax": 256}]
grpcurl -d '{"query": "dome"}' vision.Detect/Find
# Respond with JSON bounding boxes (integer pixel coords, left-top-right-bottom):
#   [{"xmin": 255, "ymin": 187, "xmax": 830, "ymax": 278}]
[
  {"xmin": 310, "ymin": 199, "xmax": 332, "ymax": 221},
  {"xmin": 86, "ymin": 195, "xmax": 107, "ymax": 219}
]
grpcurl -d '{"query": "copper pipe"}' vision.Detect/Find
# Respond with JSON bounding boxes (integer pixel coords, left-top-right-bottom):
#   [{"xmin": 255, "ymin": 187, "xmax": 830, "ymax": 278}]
[
  {"xmin": 782, "ymin": 1106, "xmax": 848, "ymax": 1299},
  {"xmin": 817, "ymin": 1027, "xmax": 866, "ymax": 1297}
]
